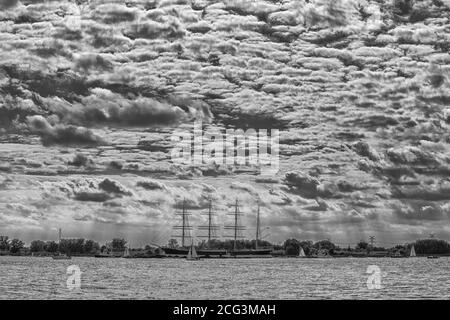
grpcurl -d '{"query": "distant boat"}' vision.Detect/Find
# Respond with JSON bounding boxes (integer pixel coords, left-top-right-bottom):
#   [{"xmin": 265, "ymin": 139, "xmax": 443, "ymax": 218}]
[
  {"xmin": 52, "ymin": 253, "xmax": 71, "ymax": 260},
  {"xmin": 165, "ymin": 199, "xmax": 273, "ymax": 258},
  {"xmin": 298, "ymin": 247, "xmax": 306, "ymax": 258},
  {"xmin": 427, "ymin": 256, "xmax": 439, "ymax": 259},
  {"xmin": 186, "ymin": 242, "xmax": 200, "ymax": 261},
  {"xmin": 95, "ymin": 252, "xmax": 114, "ymax": 258},
  {"xmin": 410, "ymin": 245, "xmax": 416, "ymax": 257},
  {"xmin": 123, "ymin": 247, "xmax": 130, "ymax": 258},
  {"xmin": 224, "ymin": 199, "xmax": 273, "ymax": 257}
]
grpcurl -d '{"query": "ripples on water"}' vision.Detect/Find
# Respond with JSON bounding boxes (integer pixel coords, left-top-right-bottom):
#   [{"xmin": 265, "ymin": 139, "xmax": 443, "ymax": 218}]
[{"xmin": 0, "ymin": 257, "xmax": 448, "ymax": 299}]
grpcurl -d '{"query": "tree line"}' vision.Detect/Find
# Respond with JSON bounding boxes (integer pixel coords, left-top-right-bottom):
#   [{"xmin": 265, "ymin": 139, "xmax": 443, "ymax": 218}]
[
  {"xmin": 1, "ymin": 235, "xmax": 449, "ymax": 256},
  {"xmin": 169, "ymin": 238, "xmax": 450, "ymax": 256},
  {"xmin": 0, "ymin": 236, "xmax": 24, "ymax": 254},
  {"xmin": 281, "ymin": 238, "xmax": 450, "ymax": 256},
  {"xmin": 0, "ymin": 236, "xmax": 128, "ymax": 255}
]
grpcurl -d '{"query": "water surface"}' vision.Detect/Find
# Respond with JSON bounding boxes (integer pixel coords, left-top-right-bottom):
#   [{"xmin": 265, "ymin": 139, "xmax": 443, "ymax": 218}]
[{"xmin": 0, "ymin": 257, "xmax": 448, "ymax": 299}]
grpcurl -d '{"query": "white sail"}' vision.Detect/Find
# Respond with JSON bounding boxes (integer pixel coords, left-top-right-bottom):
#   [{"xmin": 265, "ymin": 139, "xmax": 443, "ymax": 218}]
[
  {"xmin": 187, "ymin": 247, "xmax": 192, "ymax": 259},
  {"xmin": 191, "ymin": 244, "xmax": 198, "ymax": 259},
  {"xmin": 186, "ymin": 242, "xmax": 198, "ymax": 260},
  {"xmin": 410, "ymin": 245, "xmax": 416, "ymax": 257},
  {"xmin": 299, "ymin": 247, "xmax": 306, "ymax": 257}
]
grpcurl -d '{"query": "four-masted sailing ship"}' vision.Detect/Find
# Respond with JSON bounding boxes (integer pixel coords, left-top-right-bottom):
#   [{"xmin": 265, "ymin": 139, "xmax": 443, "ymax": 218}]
[
  {"xmin": 162, "ymin": 198, "xmax": 272, "ymax": 258},
  {"xmin": 224, "ymin": 200, "xmax": 272, "ymax": 257}
]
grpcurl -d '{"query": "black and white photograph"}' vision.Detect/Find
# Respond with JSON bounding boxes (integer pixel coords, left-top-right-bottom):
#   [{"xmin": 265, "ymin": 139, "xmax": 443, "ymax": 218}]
[{"xmin": 0, "ymin": 0, "xmax": 449, "ymax": 304}]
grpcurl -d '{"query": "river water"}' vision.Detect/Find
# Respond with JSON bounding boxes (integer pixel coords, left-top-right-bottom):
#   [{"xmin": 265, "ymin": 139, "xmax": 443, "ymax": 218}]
[{"xmin": 0, "ymin": 256, "xmax": 448, "ymax": 299}]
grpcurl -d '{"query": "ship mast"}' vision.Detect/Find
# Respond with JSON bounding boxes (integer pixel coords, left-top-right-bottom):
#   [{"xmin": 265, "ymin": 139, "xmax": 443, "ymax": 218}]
[
  {"xmin": 172, "ymin": 199, "xmax": 192, "ymax": 247},
  {"xmin": 255, "ymin": 203, "xmax": 260, "ymax": 250},
  {"xmin": 197, "ymin": 198, "xmax": 220, "ymax": 246},
  {"xmin": 224, "ymin": 198, "xmax": 246, "ymax": 251}
]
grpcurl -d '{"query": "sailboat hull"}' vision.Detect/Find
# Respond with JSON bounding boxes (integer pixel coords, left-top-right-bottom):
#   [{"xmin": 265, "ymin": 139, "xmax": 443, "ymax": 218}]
[{"xmin": 52, "ymin": 255, "xmax": 71, "ymax": 260}]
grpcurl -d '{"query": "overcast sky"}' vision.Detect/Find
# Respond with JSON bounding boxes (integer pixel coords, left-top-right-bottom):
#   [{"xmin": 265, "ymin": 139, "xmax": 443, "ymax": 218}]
[{"xmin": 0, "ymin": 0, "xmax": 449, "ymax": 247}]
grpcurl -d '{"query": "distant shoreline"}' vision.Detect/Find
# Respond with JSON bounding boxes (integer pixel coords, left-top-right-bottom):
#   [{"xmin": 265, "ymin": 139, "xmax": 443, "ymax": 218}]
[
  {"xmin": 1, "ymin": 253, "xmax": 449, "ymax": 259},
  {"xmin": 1, "ymin": 238, "xmax": 449, "ymax": 259}
]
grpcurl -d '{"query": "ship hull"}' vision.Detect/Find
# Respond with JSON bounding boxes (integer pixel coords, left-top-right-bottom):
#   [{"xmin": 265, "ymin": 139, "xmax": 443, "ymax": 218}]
[
  {"xmin": 229, "ymin": 249, "xmax": 273, "ymax": 256},
  {"xmin": 162, "ymin": 247, "xmax": 228, "ymax": 256},
  {"xmin": 198, "ymin": 249, "xmax": 227, "ymax": 256},
  {"xmin": 162, "ymin": 247, "xmax": 272, "ymax": 256},
  {"xmin": 52, "ymin": 255, "xmax": 71, "ymax": 260},
  {"xmin": 161, "ymin": 247, "xmax": 189, "ymax": 255}
]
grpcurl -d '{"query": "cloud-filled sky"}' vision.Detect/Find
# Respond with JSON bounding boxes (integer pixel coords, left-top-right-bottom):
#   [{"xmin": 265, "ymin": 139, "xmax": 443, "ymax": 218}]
[{"xmin": 0, "ymin": 0, "xmax": 449, "ymax": 247}]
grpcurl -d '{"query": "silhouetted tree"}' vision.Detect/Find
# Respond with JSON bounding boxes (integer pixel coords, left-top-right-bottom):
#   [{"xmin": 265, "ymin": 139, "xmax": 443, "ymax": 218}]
[
  {"xmin": 111, "ymin": 238, "xmax": 127, "ymax": 252},
  {"xmin": 356, "ymin": 241, "xmax": 369, "ymax": 250},
  {"xmin": 413, "ymin": 239, "xmax": 450, "ymax": 254},
  {"xmin": 30, "ymin": 240, "xmax": 45, "ymax": 252},
  {"xmin": 299, "ymin": 240, "xmax": 314, "ymax": 256},
  {"xmin": 84, "ymin": 239, "xmax": 100, "ymax": 254},
  {"xmin": 9, "ymin": 239, "xmax": 24, "ymax": 253},
  {"xmin": 283, "ymin": 239, "xmax": 301, "ymax": 255},
  {"xmin": 0, "ymin": 236, "xmax": 10, "ymax": 251},
  {"xmin": 45, "ymin": 241, "xmax": 59, "ymax": 253},
  {"xmin": 59, "ymin": 239, "xmax": 87, "ymax": 254},
  {"xmin": 314, "ymin": 240, "xmax": 336, "ymax": 253}
]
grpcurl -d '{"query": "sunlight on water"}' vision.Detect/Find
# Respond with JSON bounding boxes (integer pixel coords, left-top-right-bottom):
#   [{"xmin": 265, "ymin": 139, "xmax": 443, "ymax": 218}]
[{"xmin": 0, "ymin": 257, "xmax": 448, "ymax": 300}]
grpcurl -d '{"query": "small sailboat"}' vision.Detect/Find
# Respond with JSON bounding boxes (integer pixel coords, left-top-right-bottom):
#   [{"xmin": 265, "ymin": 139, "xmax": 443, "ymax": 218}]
[
  {"xmin": 410, "ymin": 245, "xmax": 416, "ymax": 258},
  {"xmin": 186, "ymin": 242, "xmax": 200, "ymax": 261},
  {"xmin": 123, "ymin": 246, "xmax": 130, "ymax": 258},
  {"xmin": 298, "ymin": 247, "xmax": 306, "ymax": 258}
]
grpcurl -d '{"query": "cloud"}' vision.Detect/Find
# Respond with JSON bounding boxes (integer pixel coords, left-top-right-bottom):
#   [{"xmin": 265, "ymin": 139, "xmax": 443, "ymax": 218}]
[
  {"xmin": 47, "ymin": 177, "xmax": 133, "ymax": 203},
  {"xmin": 230, "ymin": 181, "xmax": 257, "ymax": 195},
  {"xmin": 352, "ymin": 141, "xmax": 380, "ymax": 161},
  {"xmin": 284, "ymin": 171, "xmax": 320, "ymax": 199},
  {"xmin": 75, "ymin": 54, "xmax": 114, "ymax": 73},
  {"xmin": 303, "ymin": 198, "xmax": 329, "ymax": 211},
  {"xmin": 125, "ymin": 16, "xmax": 185, "ymax": 40},
  {"xmin": 99, "ymin": 178, "xmax": 132, "ymax": 196},
  {"xmin": 1, "ymin": 0, "xmax": 450, "ymax": 245},
  {"xmin": 75, "ymin": 191, "xmax": 112, "ymax": 202},
  {"xmin": 0, "ymin": 0, "xmax": 18, "ymax": 10},
  {"xmin": 393, "ymin": 202, "xmax": 450, "ymax": 221},
  {"xmin": 392, "ymin": 183, "xmax": 450, "ymax": 201},
  {"xmin": 386, "ymin": 146, "xmax": 439, "ymax": 166},
  {"xmin": 42, "ymin": 89, "xmax": 209, "ymax": 127},
  {"xmin": 136, "ymin": 179, "xmax": 167, "ymax": 190},
  {"xmin": 27, "ymin": 115, "xmax": 106, "ymax": 146},
  {"xmin": 91, "ymin": 4, "xmax": 138, "ymax": 24}
]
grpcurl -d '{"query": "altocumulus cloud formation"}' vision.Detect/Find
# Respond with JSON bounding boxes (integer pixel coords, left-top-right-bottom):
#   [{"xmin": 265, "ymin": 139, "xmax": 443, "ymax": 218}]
[
  {"xmin": 0, "ymin": 0, "xmax": 449, "ymax": 246},
  {"xmin": 27, "ymin": 115, "xmax": 106, "ymax": 146}
]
